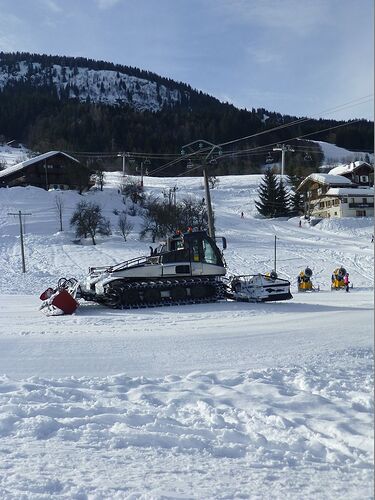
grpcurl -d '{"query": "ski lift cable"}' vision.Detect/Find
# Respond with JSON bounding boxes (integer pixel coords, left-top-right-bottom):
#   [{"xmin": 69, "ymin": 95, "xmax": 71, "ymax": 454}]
[
  {"xmin": 69, "ymin": 93, "xmax": 372, "ymax": 163},
  {"xmin": 69, "ymin": 94, "xmax": 373, "ymax": 175},
  {"xmin": 215, "ymin": 118, "xmax": 368, "ymax": 163},
  {"xmin": 149, "ymin": 117, "xmax": 368, "ymax": 177},
  {"xmin": 216, "ymin": 95, "xmax": 373, "ymax": 149},
  {"xmin": 150, "ymin": 96, "xmax": 373, "ymax": 176}
]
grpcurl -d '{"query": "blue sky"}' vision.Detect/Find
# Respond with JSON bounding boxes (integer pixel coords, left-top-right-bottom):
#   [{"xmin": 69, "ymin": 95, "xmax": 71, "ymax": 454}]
[{"xmin": 0, "ymin": 0, "xmax": 373, "ymax": 120}]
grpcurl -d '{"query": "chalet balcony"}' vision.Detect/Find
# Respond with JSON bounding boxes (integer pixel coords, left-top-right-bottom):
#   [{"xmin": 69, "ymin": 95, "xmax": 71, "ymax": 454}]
[{"xmin": 348, "ymin": 202, "xmax": 374, "ymax": 209}]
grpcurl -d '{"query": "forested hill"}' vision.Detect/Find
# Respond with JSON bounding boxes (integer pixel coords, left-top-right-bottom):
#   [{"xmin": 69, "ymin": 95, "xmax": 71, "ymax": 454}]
[{"xmin": 0, "ymin": 51, "xmax": 373, "ymax": 175}]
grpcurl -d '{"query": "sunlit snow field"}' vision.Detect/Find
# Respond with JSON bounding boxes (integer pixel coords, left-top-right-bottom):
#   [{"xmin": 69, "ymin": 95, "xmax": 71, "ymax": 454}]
[{"xmin": 0, "ymin": 172, "xmax": 373, "ymax": 499}]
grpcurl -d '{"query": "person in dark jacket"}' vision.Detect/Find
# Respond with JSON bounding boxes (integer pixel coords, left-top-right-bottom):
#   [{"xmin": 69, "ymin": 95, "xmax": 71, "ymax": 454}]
[{"xmin": 344, "ymin": 273, "xmax": 350, "ymax": 292}]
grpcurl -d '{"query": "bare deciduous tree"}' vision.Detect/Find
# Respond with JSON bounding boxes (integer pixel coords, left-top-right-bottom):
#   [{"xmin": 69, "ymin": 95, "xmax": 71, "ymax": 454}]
[
  {"xmin": 55, "ymin": 194, "xmax": 64, "ymax": 231},
  {"xmin": 118, "ymin": 212, "xmax": 134, "ymax": 241},
  {"xmin": 120, "ymin": 178, "xmax": 144, "ymax": 204},
  {"xmin": 70, "ymin": 201, "xmax": 111, "ymax": 245},
  {"xmin": 139, "ymin": 195, "xmax": 209, "ymax": 242}
]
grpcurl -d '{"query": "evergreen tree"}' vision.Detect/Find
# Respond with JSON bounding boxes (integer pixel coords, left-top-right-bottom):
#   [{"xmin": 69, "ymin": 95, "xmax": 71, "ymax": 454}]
[
  {"xmin": 287, "ymin": 173, "xmax": 304, "ymax": 190},
  {"xmin": 287, "ymin": 174, "xmax": 304, "ymax": 216},
  {"xmin": 255, "ymin": 169, "xmax": 279, "ymax": 218},
  {"xmin": 274, "ymin": 178, "xmax": 290, "ymax": 217},
  {"xmin": 289, "ymin": 189, "xmax": 304, "ymax": 216}
]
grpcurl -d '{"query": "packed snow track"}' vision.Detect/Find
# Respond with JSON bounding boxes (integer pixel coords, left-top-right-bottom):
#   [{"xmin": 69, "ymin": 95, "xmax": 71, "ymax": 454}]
[{"xmin": 0, "ymin": 174, "xmax": 373, "ymax": 499}]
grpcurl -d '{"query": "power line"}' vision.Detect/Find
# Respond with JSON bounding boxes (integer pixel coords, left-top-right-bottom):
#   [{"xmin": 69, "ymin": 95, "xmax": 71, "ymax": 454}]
[
  {"xmin": 149, "ymin": 96, "xmax": 373, "ymax": 176},
  {"xmin": 66, "ymin": 94, "xmax": 373, "ymax": 176},
  {"xmin": 218, "ymin": 95, "xmax": 373, "ymax": 149},
  {"xmin": 152, "ymin": 116, "xmax": 369, "ymax": 178},
  {"xmin": 217, "ymin": 118, "xmax": 368, "ymax": 163}
]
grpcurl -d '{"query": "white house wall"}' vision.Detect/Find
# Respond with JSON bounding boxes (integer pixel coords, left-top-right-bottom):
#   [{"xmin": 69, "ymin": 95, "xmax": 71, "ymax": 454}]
[{"xmin": 311, "ymin": 195, "xmax": 374, "ymax": 218}]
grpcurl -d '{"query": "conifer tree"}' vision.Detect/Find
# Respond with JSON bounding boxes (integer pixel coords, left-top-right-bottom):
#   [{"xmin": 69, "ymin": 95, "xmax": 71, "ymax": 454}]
[
  {"xmin": 289, "ymin": 189, "xmax": 304, "ymax": 216},
  {"xmin": 255, "ymin": 169, "xmax": 279, "ymax": 218},
  {"xmin": 275, "ymin": 178, "xmax": 290, "ymax": 217},
  {"xmin": 287, "ymin": 174, "xmax": 304, "ymax": 216}
]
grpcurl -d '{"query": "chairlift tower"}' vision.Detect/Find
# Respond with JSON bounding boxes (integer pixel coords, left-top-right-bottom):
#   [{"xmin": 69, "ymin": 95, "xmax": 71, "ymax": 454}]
[
  {"xmin": 181, "ymin": 140, "xmax": 222, "ymax": 240},
  {"xmin": 117, "ymin": 152, "xmax": 129, "ymax": 177},
  {"xmin": 273, "ymin": 144, "xmax": 295, "ymax": 177}
]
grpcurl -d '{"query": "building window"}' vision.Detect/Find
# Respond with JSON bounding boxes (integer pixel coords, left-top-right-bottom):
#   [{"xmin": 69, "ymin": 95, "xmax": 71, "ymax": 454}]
[
  {"xmin": 361, "ymin": 176, "xmax": 368, "ymax": 183},
  {"xmin": 354, "ymin": 175, "xmax": 359, "ymax": 183},
  {"xmin": 334, "ymin": 211, "xmax": 337, "ymax": 215},
  {"xmin": 326, "ymin": 201, "xmax": 331, "ymax": 208},
  {"xmin": 319, "ymin": 202, "xmax": 324, "ymax": 209},
  {"xmin": 342, "ymin": 198, "xmax": 348, "ymax": 203},
  {"xmin": 356, "ymin": 210, "xmax": 366, "ymax": 217},
  {"xmin": 362, "ymin": 198, "xmax": 367, "ymax": 203},
  {"xmin": 334, "ymin": 199, "xmax": 339, "ymax": 206}
]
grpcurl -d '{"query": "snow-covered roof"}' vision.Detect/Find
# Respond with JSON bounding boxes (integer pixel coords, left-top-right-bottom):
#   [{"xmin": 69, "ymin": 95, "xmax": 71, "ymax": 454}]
[
  {"xmin": 0, "ymin": 151, "xmax": 79, "ymax": 179},
  {"xmin": 297, "ymin": 173, "xmax": 353, "ymax": 191},
  {"xmin": 310, "ymin": 173, "xmax": 353, "ymax": 185},
  {"xmin": 328, "ymin": 165, "xmax": 352, "ymax": 176},
  {"xmin": 326, "ymin": 187, "xmax": 374, "ymax": 197},
  {"xmin": 328, "ymin": 161, "xmax": 373, "ymax": 176}
]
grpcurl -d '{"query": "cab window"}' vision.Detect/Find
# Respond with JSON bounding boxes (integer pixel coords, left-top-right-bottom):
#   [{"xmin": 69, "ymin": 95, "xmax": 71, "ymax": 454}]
[
  {"xmin": 202, "ymin": 238, "xmax": 218, "ymax": 264},
  {"xmin": 192, "ymin": 240, "xmax": 200, "ymax": 262}
]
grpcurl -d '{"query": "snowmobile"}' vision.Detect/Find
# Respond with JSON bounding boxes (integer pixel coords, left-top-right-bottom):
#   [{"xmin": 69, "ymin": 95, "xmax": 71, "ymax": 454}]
[
  {"xmin": 39, "ymin": 229, "xmax": 293, "ymax": 315},
  {"xmin": 331, "ymin": 267, "xmax": 350, "ymax": 290},
  {"xmin": 297, "ymin": 267, "xmax": 319, "ymax": 292}
]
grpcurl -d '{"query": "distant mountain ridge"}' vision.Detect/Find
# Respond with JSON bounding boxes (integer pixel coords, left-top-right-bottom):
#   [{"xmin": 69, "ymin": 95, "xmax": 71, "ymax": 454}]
[
  {"xmin": 0, "ymin": 58, "xmax": 182, "ymax": 112},
  {"xmin": 0, "ymin": 52, "xmax": 372, "ymax": 176},
  {"xmin": 0, "ymin": 51, "xmax": 225, "ymax": 112}
]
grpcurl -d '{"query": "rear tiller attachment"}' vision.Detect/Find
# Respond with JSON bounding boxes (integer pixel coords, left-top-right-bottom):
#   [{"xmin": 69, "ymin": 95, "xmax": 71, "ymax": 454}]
[{"xmin": 226, "ymin": 272, "xmax": 293, "ymax": 302}]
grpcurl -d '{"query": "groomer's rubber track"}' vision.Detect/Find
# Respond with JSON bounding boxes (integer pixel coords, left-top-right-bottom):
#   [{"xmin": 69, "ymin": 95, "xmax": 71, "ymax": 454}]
[{"xmin": 101, "ymin": 277, "xmax": 226, "ymax": 309}]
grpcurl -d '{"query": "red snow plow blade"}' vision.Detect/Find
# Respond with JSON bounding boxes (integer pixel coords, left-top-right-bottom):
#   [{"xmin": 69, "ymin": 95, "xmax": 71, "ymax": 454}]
[{"xmin": 39, "ymin": 278, "xmax": 79, "ymax": 316}]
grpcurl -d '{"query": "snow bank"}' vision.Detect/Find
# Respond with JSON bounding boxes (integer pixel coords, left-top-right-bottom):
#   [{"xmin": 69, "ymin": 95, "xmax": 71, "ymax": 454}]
[
  {"xmin": 314, "ymin": 216, "xmax": 374, "ymax": 239},
  {"xmin": 0, "ymin": 348, "xmax": 372, "ymax": 499}
]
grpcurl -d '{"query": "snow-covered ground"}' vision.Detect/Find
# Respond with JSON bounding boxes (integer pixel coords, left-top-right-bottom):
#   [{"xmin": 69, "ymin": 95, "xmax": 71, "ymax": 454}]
[
  {"xmin": 0, "ymin": 173, "xmax": 373, "ymax": 499},
  {"xmin": 0, "ymin": 144, "xmax": 30, "ymax": 168},
  {"xmin": 312, "ymin": 140, "xmax": 373, "ymax": 166}
]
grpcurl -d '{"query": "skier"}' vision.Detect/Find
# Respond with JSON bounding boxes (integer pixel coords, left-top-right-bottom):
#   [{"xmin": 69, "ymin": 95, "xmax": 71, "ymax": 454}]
[
  {"xmin": 241, "ymin": 212, "xmax": 244, "ymax": 218},
  {"xmin": 299, "ymin": 220, "xmax": 302, "ymax": 227},
  {"xmin": 345, "ymin": 273, "xmax": 350, "ymax": 291},
  {"xmin": 371, "ymin": 234, "xmax": 374, "ymax": 243}
]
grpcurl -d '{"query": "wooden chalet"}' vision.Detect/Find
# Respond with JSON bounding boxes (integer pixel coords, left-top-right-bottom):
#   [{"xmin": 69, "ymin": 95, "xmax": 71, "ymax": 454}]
[
  {"xmin": 328, "ymin": 161, "xmax": 374, "ymax": 186},
  {"xmin": 297, "ymin": 172, "xmax": 374, "ymax": 219},
  {"xmin": 0, "ymin": 151, "xmax": 92, "ymax": 191}
]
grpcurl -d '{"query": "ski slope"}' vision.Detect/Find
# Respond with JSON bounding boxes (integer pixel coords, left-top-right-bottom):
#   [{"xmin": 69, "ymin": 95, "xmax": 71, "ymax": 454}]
[{"xmin": 0, "ymin": 174, "xmax": 373, "ymax": 499}]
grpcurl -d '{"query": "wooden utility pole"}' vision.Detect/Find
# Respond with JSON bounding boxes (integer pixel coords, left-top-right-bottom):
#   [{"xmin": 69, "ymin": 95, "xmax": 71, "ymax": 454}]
[
  {"xmin": 274, "ymin": 235, "xmax": 278, "ymax": 272},
  {"xmin": 8, "ymin": 210, "xmax": 32, "ymax": 273}
]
